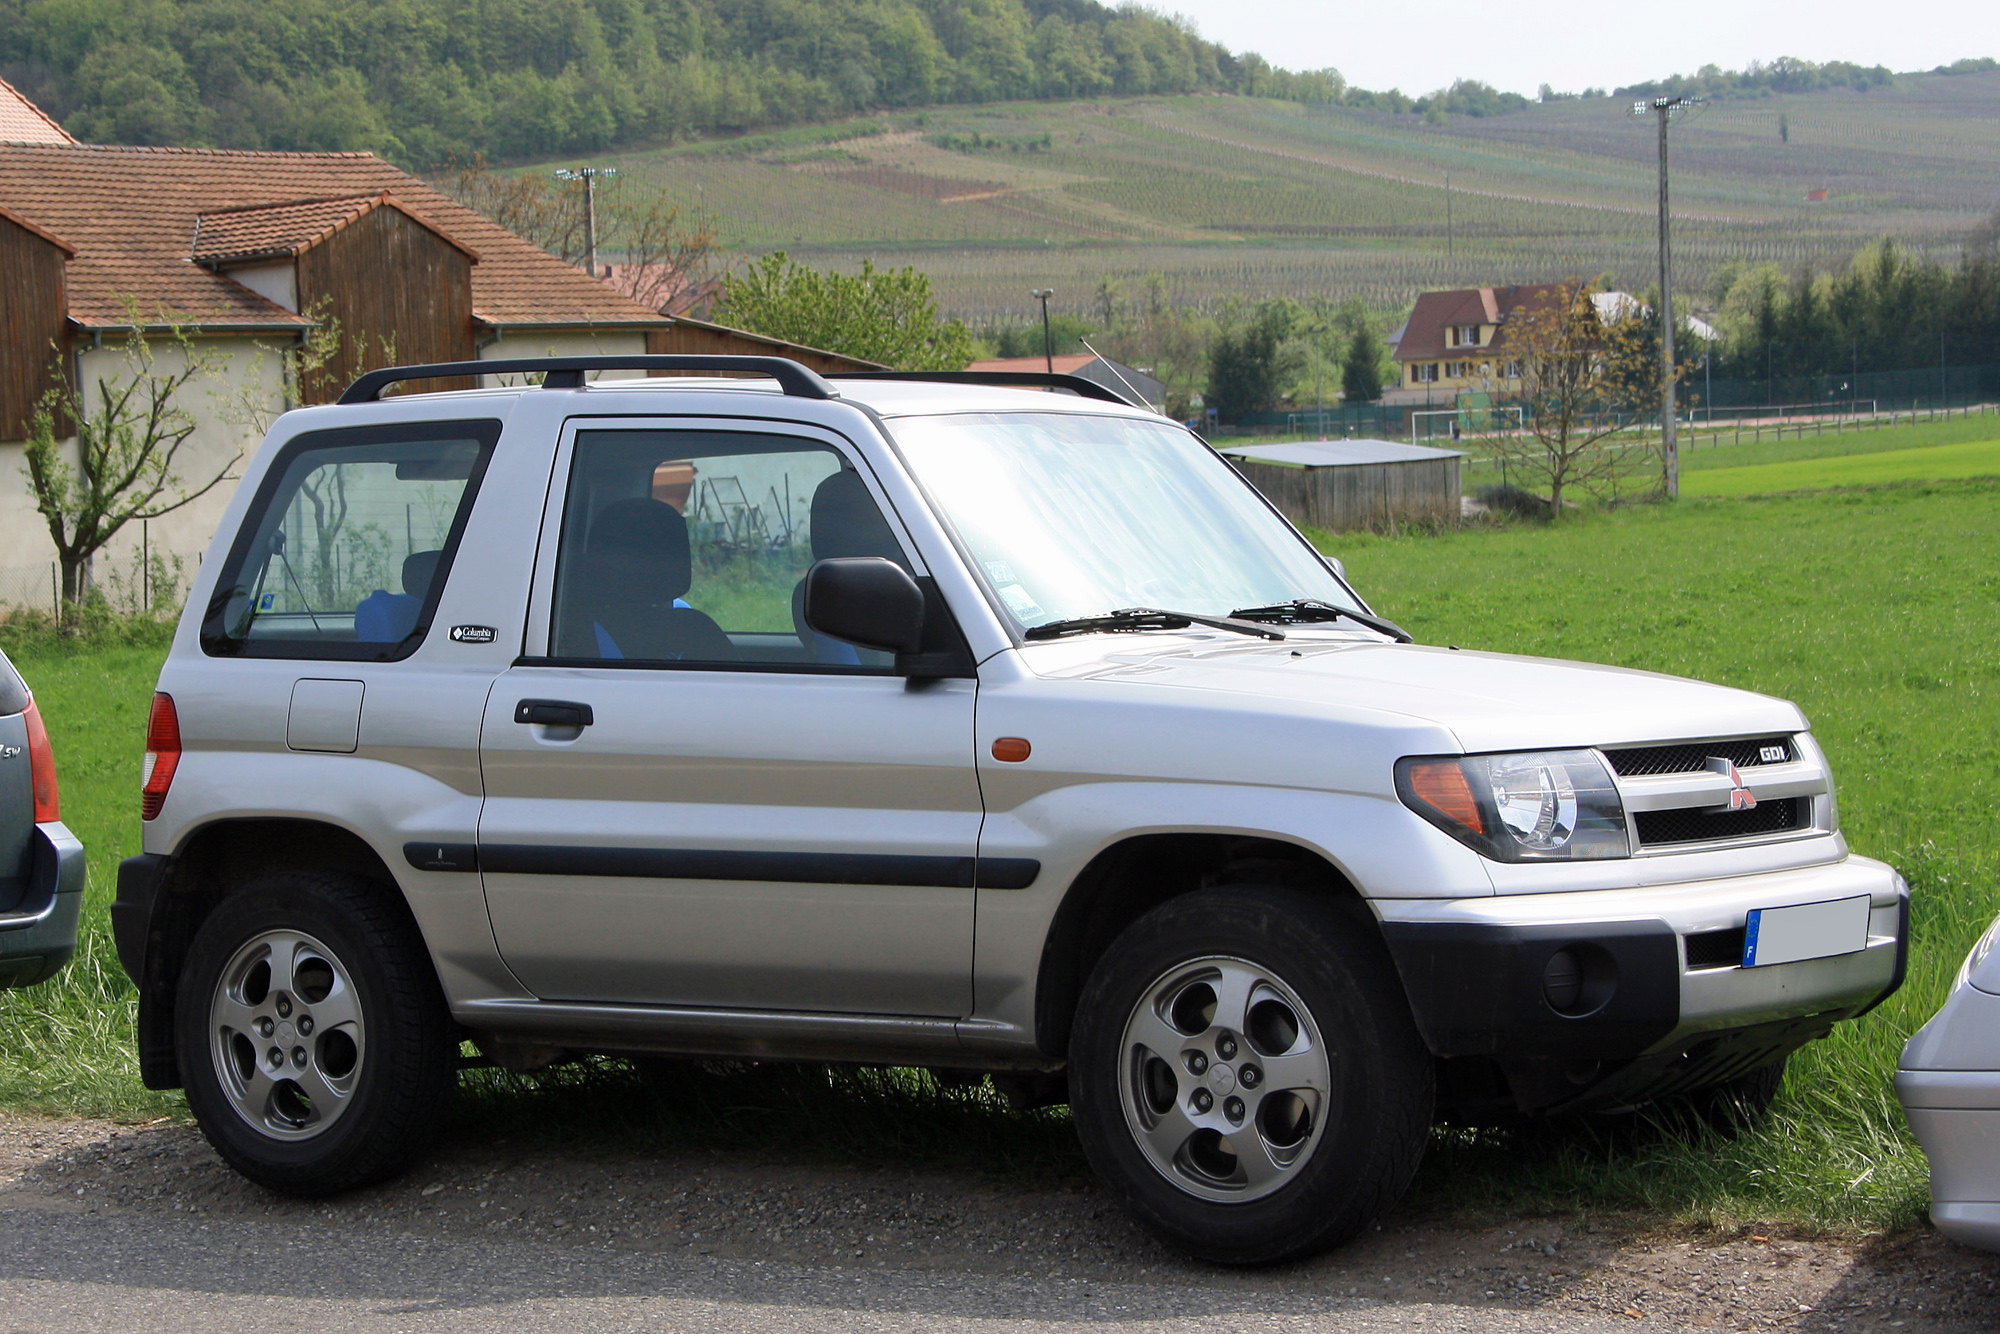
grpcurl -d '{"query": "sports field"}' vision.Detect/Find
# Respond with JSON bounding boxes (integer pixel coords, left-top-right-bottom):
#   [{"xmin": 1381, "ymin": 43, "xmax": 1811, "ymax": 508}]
[{"xmin": 1682, "ymin": 438, "xmax": 2000, "ymax": 495}]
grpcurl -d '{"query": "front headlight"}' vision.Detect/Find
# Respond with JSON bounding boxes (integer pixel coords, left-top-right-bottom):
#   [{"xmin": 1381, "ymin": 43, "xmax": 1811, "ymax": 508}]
[{"xmin": 1395, "ymin": 750, "xmax": 1630, "ymax": 862}]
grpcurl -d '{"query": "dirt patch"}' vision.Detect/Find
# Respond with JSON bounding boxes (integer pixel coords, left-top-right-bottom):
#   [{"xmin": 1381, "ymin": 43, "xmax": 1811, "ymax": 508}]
[
  {"xmin": 808, "ymin": 164, "xmax": 1014, "ymax": 203},
  {"xmin": 3, "ymin": 1110, "xmax": 1995, "ymax": 1330}
]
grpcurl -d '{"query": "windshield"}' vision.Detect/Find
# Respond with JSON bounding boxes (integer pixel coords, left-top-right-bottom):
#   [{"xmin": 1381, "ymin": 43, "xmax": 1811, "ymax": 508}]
[{"xmin": 887, "ymin": 412, "xmax": 1359, "ymax": 634}]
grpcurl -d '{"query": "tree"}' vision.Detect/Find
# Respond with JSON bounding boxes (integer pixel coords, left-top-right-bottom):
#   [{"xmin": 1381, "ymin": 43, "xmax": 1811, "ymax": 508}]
[
  {"xmin": 716, "ymin": 252, "xmax": 974, "ymax": 370},
  {"xmin": 1475, "ymin": 281, "xmax": 1634, "ymax": 516},
  {"xmin": 23, "ymin": 307, "xmax": 237, "ymax": 609},
  {"xmin": 1342, "ymin": 325, "xmax": 1385, "ymax": 402},
  {"xmin": 1205, "ymin": 300, "xmax": 1300, "ymax": 423}
]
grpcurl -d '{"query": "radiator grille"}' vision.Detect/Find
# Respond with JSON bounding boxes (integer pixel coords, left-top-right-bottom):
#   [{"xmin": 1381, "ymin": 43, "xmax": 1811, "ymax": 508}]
[
  {"xmin": 1605, "ymin": 736, "xmax": 1794, "ymax": 777},
  {"xmin": 1635, "ymin": 797, "xmax": 1806, "ymax": 847}
]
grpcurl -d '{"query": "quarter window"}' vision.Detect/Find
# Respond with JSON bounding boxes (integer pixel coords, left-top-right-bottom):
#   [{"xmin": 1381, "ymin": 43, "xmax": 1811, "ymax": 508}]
[{"xmin": 202, "ymin": 421, "xmax": 499, "ymax": 659}]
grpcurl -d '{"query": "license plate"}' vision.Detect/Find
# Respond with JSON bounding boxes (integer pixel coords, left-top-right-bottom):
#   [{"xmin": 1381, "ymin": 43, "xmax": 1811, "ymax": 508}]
[{"xmin": 1742, "ymin": 895, "xmax": 1871, "ymax": 967}]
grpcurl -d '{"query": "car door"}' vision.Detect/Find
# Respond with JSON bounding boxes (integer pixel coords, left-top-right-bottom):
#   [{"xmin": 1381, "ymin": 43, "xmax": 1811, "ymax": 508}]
[{"xmin": 477, "ymin": 419, "xmax": 982, "ymax": 1016}]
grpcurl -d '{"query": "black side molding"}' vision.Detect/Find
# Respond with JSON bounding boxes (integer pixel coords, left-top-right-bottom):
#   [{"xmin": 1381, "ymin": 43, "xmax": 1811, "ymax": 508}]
[{"xmin": 479, "ymin": 844, "xmax": 1038, "ymax": 890}]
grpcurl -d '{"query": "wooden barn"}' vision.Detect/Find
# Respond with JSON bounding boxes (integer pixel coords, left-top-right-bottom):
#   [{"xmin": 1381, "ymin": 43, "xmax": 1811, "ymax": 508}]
[{"xmin": 1217, "ymin": 439, "xmax": 1463, "ymax": 534}]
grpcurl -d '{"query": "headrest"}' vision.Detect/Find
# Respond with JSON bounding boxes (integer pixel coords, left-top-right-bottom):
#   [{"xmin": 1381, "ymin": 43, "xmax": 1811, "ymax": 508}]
[
  {"xmin": 403, "ymin": 550, "xmax": 441, "ymax": 597},
  {"xmin": 582, "ymin": 497, "xmax": 694, "ymax": 602},
  {"xmin": 810, "ymin": 470, "xmax": 902, "ymax": 562}
]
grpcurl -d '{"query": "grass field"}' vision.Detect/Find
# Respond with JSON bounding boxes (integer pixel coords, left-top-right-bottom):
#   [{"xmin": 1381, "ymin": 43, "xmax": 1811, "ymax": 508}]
[
  {"xmin": 1682, "ymin": 438, "xmax": 2000, "ymax": 495},
  {"xmin": 579, "ymin": 70, "xmax": 2000, "ymax": 320},
  {"xmin": 3, "ymin": 479, "xmax": 1997, "ymax": 1228}
]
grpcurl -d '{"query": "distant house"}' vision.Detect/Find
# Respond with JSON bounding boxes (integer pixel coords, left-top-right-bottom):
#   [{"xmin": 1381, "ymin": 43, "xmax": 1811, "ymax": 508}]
[
  {"xmin": 965, "ymin": 352, "xmax": 1164, "ymax": 411},
  {"xmin": 1385, "ymin": 283, "xmax": 1571, "ymax": 405}
]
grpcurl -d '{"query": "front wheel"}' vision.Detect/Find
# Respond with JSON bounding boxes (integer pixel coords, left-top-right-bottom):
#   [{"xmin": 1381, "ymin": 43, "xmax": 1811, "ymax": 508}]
[
  {"xmin": 1068, "ymin": 887, "xmax": 1434, "ymax": 1265},
  {"xmin": 175, "ymin": 872, "xmax": 457, "ymax": 1195}
]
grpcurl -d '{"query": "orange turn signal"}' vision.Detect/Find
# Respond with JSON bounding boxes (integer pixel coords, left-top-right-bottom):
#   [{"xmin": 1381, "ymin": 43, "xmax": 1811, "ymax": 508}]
[
  {"xmin": 991, "ymin": 737, "xmax": 1031, "ymax": 763},
  {"xmin": 1402, "ymin": 759, "xmax": 1485, "ymax": 834}
]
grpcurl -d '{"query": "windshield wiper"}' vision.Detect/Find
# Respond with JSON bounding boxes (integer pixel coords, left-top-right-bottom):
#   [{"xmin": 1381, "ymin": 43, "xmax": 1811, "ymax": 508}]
[
  {"xmin": 1024, "ymin": 607, "xmax": 1285, "ymax": 642},
  {"xmin": 1228, "ymin": 599, "xmax": 1413, "ymax": 643}
]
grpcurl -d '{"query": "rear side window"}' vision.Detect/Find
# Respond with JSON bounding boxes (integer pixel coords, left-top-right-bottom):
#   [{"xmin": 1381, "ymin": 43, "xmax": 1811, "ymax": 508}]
[
  {"xmin": 202, "ymin": 421, "xmax": 500, "ymax": 660},
  {"xmin": 0, "ymin": 653, "xmax": 26, "ymax": 717}
]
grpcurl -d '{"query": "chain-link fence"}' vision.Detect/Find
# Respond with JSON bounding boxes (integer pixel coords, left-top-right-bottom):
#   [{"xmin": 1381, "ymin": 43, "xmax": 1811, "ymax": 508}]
[{"xmin": 0, "ymin": 562, "xmax": 61, "ymax": 617}]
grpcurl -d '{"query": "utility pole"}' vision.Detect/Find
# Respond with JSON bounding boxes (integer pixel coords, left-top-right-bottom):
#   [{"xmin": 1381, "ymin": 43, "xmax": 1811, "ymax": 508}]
[
  {"xmin": 1632, "ymin": 95, "xmax": 1701, "ymax": 498},
  {"xmin": 1030, "ymin": 289, "xmax": 1056, "ymax": 373},
  {"xmin": 556, "ymin": 167, "xmax": 617, "ymax": 277},
  {"xmin": 1444, "ymin": 171, "xmax": 1453, "ymax": 263}
]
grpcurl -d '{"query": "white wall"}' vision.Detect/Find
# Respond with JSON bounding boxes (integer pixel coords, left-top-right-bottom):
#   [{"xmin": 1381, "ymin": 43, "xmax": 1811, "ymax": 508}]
[
  {"xmin": 0, "ymin": 335, "xmax": 286, "ymax": 611},
  {"xmin": 478, "ymin": 330, "xmax": 649, "ymax": 385}
]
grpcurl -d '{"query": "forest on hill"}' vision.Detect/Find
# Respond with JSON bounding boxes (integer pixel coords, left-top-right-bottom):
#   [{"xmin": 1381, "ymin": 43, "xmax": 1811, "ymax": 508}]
[{"xmin": 0, "ymin": 0, "xmax": 1341, "ymax": 165}]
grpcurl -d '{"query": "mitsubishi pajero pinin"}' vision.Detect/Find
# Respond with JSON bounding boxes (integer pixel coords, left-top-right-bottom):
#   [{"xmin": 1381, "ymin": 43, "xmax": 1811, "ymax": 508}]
[{"xmin": 114, "ymin": 356, "xmax": 1908, "ymax": 1264}]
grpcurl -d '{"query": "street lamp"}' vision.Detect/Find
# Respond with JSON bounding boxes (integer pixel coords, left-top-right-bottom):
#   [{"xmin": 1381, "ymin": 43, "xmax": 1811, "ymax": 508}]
[
  {"xmin": 556, "ymin": 167, "xmax": 618, "ymax": 277},
  {"xmin": 1030, "ymin": 289, "xmax": 1055, "ymax": 373},
  {"xmin": 1631, "ymin": 95, "xmax": 1702, "ymax": 498}
]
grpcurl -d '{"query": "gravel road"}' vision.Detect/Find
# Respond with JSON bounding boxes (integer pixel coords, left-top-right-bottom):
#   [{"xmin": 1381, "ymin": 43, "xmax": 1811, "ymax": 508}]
[{"xmin": 2, "ymin": 1110, "xmax": 1996, "ymax": 1333}]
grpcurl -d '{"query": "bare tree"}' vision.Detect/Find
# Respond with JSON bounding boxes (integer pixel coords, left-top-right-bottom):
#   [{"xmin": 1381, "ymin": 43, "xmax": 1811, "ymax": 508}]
[
  {"xmin": 23, "ymin": 305, "xmax": 239, "ymax": 610},
  {"xmin": 1474, "ymin": 280, "xmax": 1635, "ymax": 516},
  {"xmin": 428, "ymin": 155, "xmax": 716, "ymax": 311}
]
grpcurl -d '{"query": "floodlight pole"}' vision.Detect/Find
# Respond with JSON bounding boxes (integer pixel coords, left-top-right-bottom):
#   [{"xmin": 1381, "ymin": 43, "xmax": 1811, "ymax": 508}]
[
  {"xmin": 1030, "ymin": 289, "xmax": 1056, "ymax": 373},
  {"xmin": 556, "ymin": 167, "xmax": 618, "ymax": 277},
  {"xmin": 1633, "ymin": 96, "xmax": 1697, "ymax": 498}
]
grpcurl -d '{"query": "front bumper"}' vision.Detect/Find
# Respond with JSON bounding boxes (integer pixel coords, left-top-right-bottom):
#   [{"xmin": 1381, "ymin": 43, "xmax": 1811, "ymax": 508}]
[
  {"xmin": 1898, "ymin": 979, "xmax": 2000, "ymax": 1254},
  {"xmin": 1378, "ymin": 855, "xmax": 1907, "ymax": 1114},
  {"xmin": 0, "ymin": 821, "xmax": 86, "ymax": 990}
]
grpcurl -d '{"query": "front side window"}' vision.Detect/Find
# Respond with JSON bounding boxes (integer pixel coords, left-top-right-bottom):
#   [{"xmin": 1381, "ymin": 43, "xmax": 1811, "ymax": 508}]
[
  {"xmin": 203, "ymin": 421, "xmax": 499, "ymax": 659},
  {"xmin": 887, "ymin": 412, "xmax": 1357, "ymax": 634},
  {"xmin": 547, "ymin": 429, "xmax": 907, "ymax": 669}
]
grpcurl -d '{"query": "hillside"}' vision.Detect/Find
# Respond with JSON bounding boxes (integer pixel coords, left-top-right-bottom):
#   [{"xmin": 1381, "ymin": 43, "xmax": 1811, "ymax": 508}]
[{"xmin": 588, "ymin": 71, "xmax": 2000, "ymax": 322}]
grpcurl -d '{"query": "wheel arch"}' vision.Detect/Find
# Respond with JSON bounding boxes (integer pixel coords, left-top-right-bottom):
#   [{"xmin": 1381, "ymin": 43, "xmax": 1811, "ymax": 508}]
[
  {"xmin": 136, "ymin": 817, "xmax": 422, "ymax": 1091},
  {"xmin": 1032, "ymin": 832, "xmax": 1370, "ymax": 1061}
]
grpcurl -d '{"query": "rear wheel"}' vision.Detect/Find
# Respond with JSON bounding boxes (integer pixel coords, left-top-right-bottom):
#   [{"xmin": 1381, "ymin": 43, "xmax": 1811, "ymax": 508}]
[
  {"xmin": 1068, "ymin": 886, "xmax": 1434, "ymax": 1265},
  {"xmin": 176, "ymin": 872, "xmax": 456, "ymax": 1195}
]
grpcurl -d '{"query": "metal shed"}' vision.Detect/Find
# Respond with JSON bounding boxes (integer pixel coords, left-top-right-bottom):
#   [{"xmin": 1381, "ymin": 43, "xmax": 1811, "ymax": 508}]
[{"xmin": 1217, "ymin": 439, "xmax": 1464, "ymax": 533}]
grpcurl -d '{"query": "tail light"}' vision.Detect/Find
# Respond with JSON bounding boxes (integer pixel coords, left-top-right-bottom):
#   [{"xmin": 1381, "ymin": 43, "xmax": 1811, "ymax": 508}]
[
  {"xmin": 22, "ymin": 697, "xmax": 59, "ymax": 824},
  {"xmin": 142, "ymin": 692, "xmax": 181, "ymax": 821}
]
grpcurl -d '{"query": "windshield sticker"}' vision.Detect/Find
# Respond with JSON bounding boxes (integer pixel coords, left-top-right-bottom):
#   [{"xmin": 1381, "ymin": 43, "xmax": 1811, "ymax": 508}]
[
  {"xmin": 997, "ymin": 584, "xmax": 1046, "ymax": 621},
  {"xmin": 985, "ymin": 560, "xmax": 1020, "ymax": 584}
]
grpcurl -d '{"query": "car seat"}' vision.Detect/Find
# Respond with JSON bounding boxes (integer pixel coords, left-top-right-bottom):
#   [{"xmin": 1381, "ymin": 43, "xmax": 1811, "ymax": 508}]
[
  {"xmin": 791, "ymin": 471, "xmax": 906, "ymax": 665},
  {"xmin": 353, "ymin": 549, "xmax": 443, "ymax": 643},
  {"xmin": 559, "ymin": 498, "xmax": 735, "ymax": 661}
]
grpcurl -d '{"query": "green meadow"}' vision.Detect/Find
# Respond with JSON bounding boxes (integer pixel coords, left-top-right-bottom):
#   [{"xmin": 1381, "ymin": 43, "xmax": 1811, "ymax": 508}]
[{"xmin": 4, "ymin": 477, "xmax": 1997, "ymax": 1229}]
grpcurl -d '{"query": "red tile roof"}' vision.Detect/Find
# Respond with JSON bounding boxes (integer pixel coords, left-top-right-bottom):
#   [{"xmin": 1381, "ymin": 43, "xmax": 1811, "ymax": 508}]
[
  {"xmin": 1394, "ymin": 284, "xmax": 1571, "ymax": 360},
  {"xmin": 0, "ymin": 78, "xmax": 76, "ymax": 145},
  {"xmin": 0, "ymin": 143, "xmax": 669, "ymax": 331},
  {"xmin": 192, "ymin": 193, "xmax": 479, "ymax": 267},
  {"xmin": 966, "ymin": 354, "xmax": 1098, "ymax": 374}
]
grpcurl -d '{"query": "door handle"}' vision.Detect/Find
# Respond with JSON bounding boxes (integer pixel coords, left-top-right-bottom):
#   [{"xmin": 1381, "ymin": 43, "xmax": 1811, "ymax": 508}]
[{"xmin": 514, "ymin": 699, "xmax": 595, "ymax": 728}]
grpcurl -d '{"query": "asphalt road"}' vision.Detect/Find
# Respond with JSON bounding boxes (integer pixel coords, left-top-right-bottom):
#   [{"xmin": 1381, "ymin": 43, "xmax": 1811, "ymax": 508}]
[
  {"xmin": 2, "ymin": 1111, "xmax": 1995, "ymax": 1333},
  {"xmin": 0, "ymin": 1199, "xmax": 1671, "ymax": 1334}
]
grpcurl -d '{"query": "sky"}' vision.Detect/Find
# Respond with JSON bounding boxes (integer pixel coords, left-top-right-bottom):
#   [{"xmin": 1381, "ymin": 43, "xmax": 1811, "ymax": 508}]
[{"xmin": 1162, "ymin": 0, "xmax": 1989, "ymax": 99}]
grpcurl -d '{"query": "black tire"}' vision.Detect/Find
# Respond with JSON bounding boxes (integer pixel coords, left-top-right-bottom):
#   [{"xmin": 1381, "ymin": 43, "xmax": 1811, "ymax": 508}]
[
  {"xmin": 1068, "ymin": 886, "xmax": 1434, "ymax": 1265},
  {"xmin": 175, "ymin": 871, "xmax": 457, "ymax": 1195}
]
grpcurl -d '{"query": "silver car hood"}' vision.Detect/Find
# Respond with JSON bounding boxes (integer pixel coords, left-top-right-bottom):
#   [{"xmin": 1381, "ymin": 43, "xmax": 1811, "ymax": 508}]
[{"xmin": 1028, "ymin": 634, "xmax": 1808, "ymax": 754}]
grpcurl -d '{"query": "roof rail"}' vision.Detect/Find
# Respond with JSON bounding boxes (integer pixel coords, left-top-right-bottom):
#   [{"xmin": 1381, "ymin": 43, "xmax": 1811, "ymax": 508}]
[
  {"xmin": 828, "ymin": 370, "xmax": 1143, "ymax": 408},
  {"xmin": 336, "ymin": 356, "xmax": 837, "ymax": 405}
]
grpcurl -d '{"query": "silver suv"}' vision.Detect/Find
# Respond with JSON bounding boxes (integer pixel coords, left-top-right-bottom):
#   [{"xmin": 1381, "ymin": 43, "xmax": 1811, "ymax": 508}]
[
  {"xmin": 114, "ymin": 356, "xmax": 1907, "ymax": 1264},
  {"xmin": 2, "ymin": 647, "xmax": 83, "ymax": 990}
]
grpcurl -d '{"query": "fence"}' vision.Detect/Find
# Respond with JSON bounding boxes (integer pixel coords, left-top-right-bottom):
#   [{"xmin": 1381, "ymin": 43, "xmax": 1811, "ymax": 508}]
[{"xmin": 0, "ymin": 562, "xmax": 60, "ymax": 616}]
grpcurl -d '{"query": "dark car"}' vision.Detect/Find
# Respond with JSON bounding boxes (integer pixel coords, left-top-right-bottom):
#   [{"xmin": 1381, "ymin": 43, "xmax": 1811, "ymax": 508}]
[{"xmin": 0, "ymin": 647, "xmax": 83, "ymax": 989}]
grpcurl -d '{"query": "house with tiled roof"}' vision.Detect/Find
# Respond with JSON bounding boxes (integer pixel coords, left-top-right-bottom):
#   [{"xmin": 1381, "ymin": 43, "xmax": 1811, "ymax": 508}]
[
  {"xmin": 0, "ymin": 135, "xmax": 683, "ymax": 584},
  {"xmin": 1384, "ymin": 283, "xmax": 1572, "ymax": 406},
  {"xmin": 0, "ymin": 78, "xmax": 75, "ymax": 145}
]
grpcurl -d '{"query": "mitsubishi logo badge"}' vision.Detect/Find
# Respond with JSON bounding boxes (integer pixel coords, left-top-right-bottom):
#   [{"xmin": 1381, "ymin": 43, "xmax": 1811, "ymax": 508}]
[{"xmin": 1706, "ymin": 756, "xmax": 1758, "ymax": 810}]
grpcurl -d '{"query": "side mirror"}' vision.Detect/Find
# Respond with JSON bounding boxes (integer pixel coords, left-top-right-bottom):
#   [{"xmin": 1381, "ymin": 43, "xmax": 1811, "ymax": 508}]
[{"xmin": 803, "ymin": 558, "xmax": 925, "ymax": 656}]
